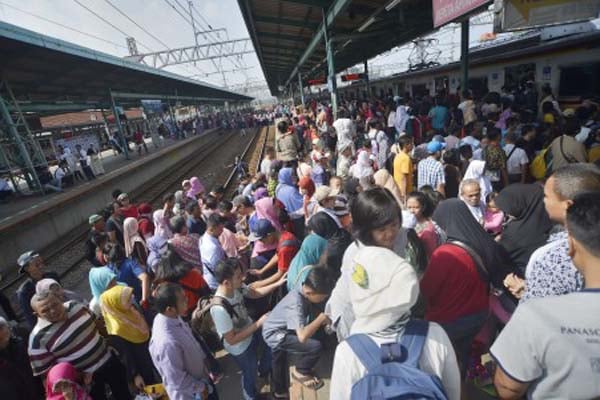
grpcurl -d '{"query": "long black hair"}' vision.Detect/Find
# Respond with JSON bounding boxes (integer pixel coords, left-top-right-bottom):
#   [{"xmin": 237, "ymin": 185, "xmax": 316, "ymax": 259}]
[{"xmin": 351, "ymin": 187, "xmax": 402, "ymax": 246}]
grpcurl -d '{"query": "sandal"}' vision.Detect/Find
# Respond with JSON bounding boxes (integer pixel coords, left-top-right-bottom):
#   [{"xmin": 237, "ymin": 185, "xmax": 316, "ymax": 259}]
[
  {"xmin": 272, "ymin": 392, "xmax": 289, "ymax": 399},
  {"xmin": 291, "ymin": 371, "xmax": 324, "ymax": 390}
]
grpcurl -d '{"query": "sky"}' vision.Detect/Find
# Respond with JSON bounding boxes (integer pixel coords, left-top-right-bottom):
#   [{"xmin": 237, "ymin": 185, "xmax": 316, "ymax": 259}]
[{"xmin": 0, "ymin": 0, "xmax": 494, "ymax": 98}]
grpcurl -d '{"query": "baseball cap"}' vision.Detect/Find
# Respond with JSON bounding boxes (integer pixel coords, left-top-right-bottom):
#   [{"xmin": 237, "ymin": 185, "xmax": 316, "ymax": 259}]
[
  {"xmin": 88, "ymin": 214, "xmax": 103, "ymax": 226},
  {"xmin": 427, "ymin": 141, "xmax": 446, "ymax": 154},
  {"xmin": 314, "ymin": 185, "xmax": 334, "ymax": 203},
  {"xmin": 432, "ymin": 134, "xmax": 446, "ymax": 143},
  {"xmin": 312, "ymin": 138, "xmax": 320, "ymax": 146},
  {"xmin": 333, "ymin": 195, "xmax": 349, "ymax": 217},
  {"xmin": 117, "ymin": 192, "xmax": 129, "ymax": 201},
  {"xmin": 17, "ymin": 250, "xmax": 40, "ymax": 274},
  {"xmin": 349, "ymin": 246, "xmax": 418, "ymax": 335},
  {"xmin": 248, "ymin": 219, "xmax": 276, "ymax": 242}
]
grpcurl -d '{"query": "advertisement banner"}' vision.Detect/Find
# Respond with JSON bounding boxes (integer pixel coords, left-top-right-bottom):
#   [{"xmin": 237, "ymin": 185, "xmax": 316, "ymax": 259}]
[
  {"xmin": 497, "ymin": 0, "xmax": 600, "ymax": 31},
  {"xmin": 433, "ymin": 0, "xmax": 492, "ymax": 27}
]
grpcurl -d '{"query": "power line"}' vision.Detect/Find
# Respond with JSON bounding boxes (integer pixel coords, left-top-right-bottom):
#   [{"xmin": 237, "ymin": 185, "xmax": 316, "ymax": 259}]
[
  {"xmin": 72, "ymin": 0, "xmax": 151, "ymax": 49},
  {"xmin": 0, "ymin": 1, "xmax": 127, "ymax": 49},
  {"xmin": 102, "ymin": 0, "xmax": 171, "ymax": 50}
]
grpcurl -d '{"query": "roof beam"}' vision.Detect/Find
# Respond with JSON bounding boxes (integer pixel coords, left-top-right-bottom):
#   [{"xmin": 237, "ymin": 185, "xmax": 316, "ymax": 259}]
[
  {"xmin": 281, "ymin": 0, "xmax": 331, "ymax": 6},
  {"xmin": 253, "ymin": 15, "xmax": 319, "ymax": 29},
  {"xmin": 259, "ymin": 32, "xmax": 311, "ymax": 43},
  {"xmin": 285, "ymin": 0, "xmax": 353, "ymax": 86}
]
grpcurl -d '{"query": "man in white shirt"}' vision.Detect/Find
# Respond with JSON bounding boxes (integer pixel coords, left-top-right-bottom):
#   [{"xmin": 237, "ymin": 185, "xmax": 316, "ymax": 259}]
[
  {"xmin": 503, "ymin": 132, "xmax": 529, "ymax": 184},
  {"xmin": 199, "ymin": 214, "xmax": 227, "ymax": 290},
  {"xmin": 491, "ymin": 192, "xmax": 600, "ymax": 400}
]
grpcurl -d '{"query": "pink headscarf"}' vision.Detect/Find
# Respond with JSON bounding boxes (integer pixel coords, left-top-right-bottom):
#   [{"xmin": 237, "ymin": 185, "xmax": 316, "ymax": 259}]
[
  {"xmin": 123, "ymin": 217, "xmax": 147, "ymax": 259},
  {"xmin": 153, "ymin": 209, "xmax": 173, "ymax": 239},
  {"xmin": 187, "ymin": 176, "xmax": 205, "ymax": 199},
  {"xmin": 254, "ymin": 197, "xmax": 282, "ymax": 231},
  {"xmin": 46, "ymin": 362, "xmax": 92, "ymax": 400},
  {"xmin": 252, "ymin": 197, "xmax": 282, "ymax": 257}
]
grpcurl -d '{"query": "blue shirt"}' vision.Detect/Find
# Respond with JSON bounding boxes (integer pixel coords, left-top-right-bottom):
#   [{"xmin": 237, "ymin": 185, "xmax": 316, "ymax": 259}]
[
  {"xmin": 429, "ymin": 106, "xmax": 448, "ymax": 131},
  {"xmin": 108, "ymin": 258, "xmax": 145, "ymax": 302},
  {"xmin": 187, "ymin": 216, "xmax": 206, "ymax": 236},
  {"xmin": 199, "ymin": 233, "xmax": 225, "ymax": 290}
]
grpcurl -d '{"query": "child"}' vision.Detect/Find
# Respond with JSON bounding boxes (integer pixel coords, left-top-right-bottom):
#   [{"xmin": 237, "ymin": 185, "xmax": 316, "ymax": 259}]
[
  {"xmin": 46, "ymin": 362, "xmax": 92, "ymax": 400},
  {"xmin": 211, "ymin": 258, "xmax": 286, "ymax": 400},
  {"xmin": 262, "ymin": 267, "xmax": 335, "ymax": 397},
  {"xmin": 484, "ymin": 192, "xmax": 504, "ymax": 236}
]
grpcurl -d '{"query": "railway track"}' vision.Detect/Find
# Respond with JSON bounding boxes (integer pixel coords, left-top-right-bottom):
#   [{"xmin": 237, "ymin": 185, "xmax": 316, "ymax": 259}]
[
  {"xmin": 1, "ymin": 128, "xmax": 260, "ymax": 299},
  {"xmin": 223, "ymin": 125, "xmax": 271, "ymax": 198}
]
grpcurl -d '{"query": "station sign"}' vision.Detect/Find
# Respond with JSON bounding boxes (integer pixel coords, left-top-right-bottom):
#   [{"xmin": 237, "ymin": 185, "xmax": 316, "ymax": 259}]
[
  {"xmin": 494, "ymin": 0, "xmax": 600, "ymax": 32},
  {"xmin": 341, "ymin": 73, "xmax": 367, "ymax": 82},
  {"xmin": 433, "ymin": 0, "xmax": 492, "ymax": 27},
  {"xmin": 307, "ymin": 77, "xmax": 326, "ymax": 86}
]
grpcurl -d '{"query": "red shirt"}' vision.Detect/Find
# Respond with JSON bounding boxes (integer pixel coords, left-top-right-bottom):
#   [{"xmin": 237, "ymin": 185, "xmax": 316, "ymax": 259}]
[
  {"xmin": 179, "ymin": 269, "xmax": 210, "ymax": 313},
  {"xmin": 138, "ymin": 217, "xmax": 155, "ymax": 238},
  {"xmin": 277, "ymin": 231, "xmax": 299, "ymax": 273},
  {"xmin": 120, "ymin": 205, "xmax": 139, "ymax": 219},
  {"xmin": 420, "ymin": 244, "xmax": 488, "ymax": 323}
]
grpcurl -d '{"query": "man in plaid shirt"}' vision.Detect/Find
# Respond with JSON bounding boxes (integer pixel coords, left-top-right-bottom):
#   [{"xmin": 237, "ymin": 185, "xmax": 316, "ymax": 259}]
[{"xmin": 417, "ymin": 141, "xmax": 446, "ymax": 197}]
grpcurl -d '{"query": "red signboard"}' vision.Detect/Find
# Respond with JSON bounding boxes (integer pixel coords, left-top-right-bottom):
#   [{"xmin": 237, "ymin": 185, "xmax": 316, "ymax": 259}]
[
  {"xmin": 341, "ymin": 73, "xmax": 367, "ymax": 82},
  {"xmin": 307, "ymin": 78, "xmax": 326, "ymax": 86},
  {"xmin": 432, "ymin": 0, "xmax": 491, "ymax": 28}
]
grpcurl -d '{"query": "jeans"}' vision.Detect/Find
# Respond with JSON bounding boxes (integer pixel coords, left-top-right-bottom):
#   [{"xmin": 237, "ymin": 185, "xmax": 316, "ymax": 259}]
[
  {"xmin": 440, "ymin": 311, "xmax": 488, "ymax": 379},
  {"xmin": 89, "ymin": 354, "xmax": 131, "ymax": 400},
  {"xmin": 271, "ymin": 333, "xmax": 322, "ymax": 394},
  {"xmin": 232, "ymin": 331, "xmax": 272, "ymax": 400}
]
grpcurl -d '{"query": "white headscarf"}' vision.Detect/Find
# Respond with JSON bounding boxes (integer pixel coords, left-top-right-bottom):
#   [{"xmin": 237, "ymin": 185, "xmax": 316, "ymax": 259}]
[
  {"xmin": 464, "ymin": 160, "xmax": 493, "ymax": 201},
  {"xmin": 349, "ymin": 151, "xmax": 374, "ymax": 179}
]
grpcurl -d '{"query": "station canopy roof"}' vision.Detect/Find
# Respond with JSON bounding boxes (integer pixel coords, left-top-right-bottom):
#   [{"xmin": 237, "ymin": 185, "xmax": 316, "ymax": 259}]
[
  {"xmin": 238, "ymin": 0, "xmax": 434, "ymax": 95},
  {"xmin": 0, "ymin": 21, "xmax": 252, "ymax": 114}
]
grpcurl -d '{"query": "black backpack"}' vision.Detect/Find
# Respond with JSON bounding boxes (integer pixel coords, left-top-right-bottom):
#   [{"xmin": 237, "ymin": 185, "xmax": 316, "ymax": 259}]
[{"xmin": 190, "ymin": 295, "xmax": 238, "ymax": 352}]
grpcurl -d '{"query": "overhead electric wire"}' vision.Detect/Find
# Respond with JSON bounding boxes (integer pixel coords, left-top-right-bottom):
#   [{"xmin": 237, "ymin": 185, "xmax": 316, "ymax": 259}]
[
  {"xmin": 0, "ymin": 1, "xmax": 127, "ymax": 49},
  {"xmin": 102, "ymin": 0, "xmax": 172, "ymax": 50}
]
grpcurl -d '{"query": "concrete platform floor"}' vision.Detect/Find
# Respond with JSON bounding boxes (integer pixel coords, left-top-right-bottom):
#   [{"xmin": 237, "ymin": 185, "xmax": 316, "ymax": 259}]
[{"xmin": 0, "ymin": 137, "xmax": 177, "ymax": 225}]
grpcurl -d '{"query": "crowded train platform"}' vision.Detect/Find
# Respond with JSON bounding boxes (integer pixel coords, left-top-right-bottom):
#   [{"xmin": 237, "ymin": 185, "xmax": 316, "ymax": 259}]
[{"xmin": 2, "ymin": 78, "xmax": 600, "ymax": 400}]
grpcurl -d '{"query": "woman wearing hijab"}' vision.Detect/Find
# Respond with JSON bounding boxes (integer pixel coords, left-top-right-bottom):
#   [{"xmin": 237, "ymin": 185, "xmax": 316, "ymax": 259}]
[
  {"xmin": 495, "ymin": 184, "xmax": 552, "ymax": 273},
  {"xmin": 45, "ymin": 362, "xmax": 92, "ymax": 400},
  {"xmin": 275, "ymin": 167, "xmax": 304, "ymax": 215},
  {"xmin": 187, "ymin": 176, "xmax": 205, "ymax": 200},
  {"xmin": 330, "ymin": 246, "xmax": 461, "ymax": 400},
  {"xmin": 168, "ymin": 216, "xmax": 202, "ymax": 269},
  {"xmin": 373, "ymin": 169, "xmax": 404, "ymax": 207},
  {"xmin": 88, "ymin": 266, "xmax": 118, "ymax": 316},
  {"xmin": 100, "ymin": 285, "xmax": 157, "ymax": 391},
  {"xmin": 348, "ymin": 151, "xmax": 374, "ymax": 179},
  {"xmin": 153, "ymin": 209, "xmax": 173, "ymax": 240},
  {"xmin": 307, "ymin": 210, "xmax": 340, "ymax": 240},
  {"xmin": 463, "ymin": 160, "xmax": 493, "ymax": 201},
  {"xmin": 286, "ymin": 233, "xmax": 328, "ymax": 291},
  {"xmin": 123, "ymin": 217, "xmax": 148, "ymax": 267},
  {"xmin": 421, "ymin": 198, "xmax": 514, "ymax": 376}
]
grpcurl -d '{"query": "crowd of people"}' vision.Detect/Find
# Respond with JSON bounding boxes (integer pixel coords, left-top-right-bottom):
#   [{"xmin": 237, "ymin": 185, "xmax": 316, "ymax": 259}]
[{"xmin": 1, "ymin": 82, "xmax": 600, "ymax": 400}]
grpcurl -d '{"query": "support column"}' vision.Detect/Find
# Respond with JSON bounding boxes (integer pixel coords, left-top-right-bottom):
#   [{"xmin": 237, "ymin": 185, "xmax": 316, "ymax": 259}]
[
  {"xmin": 298, "ymin": 72, "xmax": 305, "ymax": 109},
  {"xmin": 460, "ymin": 19, "xmax": 470, "ymax": 96},
  {"xmin": 0, "ymin": 81, "xmax": 44, "ymax": 192},
  {"xmin": 364, "ymin": 59, "xmax": 370, "ymax": 98},
  {"xmin": 323, "ymin": 9, "xmax": 337, "ymax": 118},
  {"xmin": 109, "ymin": 89, "xmax": 129, "ymax": 159}
]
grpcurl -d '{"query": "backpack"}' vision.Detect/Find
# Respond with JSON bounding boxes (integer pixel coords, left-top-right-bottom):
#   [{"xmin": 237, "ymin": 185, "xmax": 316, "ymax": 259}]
[
  {"xmin": 190, "ymin": 295, "xmax": 238, "ymax": 352},
  {"xmin": 530, "ymin": 147, "xmax": 553, "ymax": 181},
  {"xmin": 346, "ymin": 320, "xmax": 448, "ymax": 400}
]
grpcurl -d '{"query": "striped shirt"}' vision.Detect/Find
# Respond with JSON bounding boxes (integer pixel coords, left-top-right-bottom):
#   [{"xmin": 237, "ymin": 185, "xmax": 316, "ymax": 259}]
[{"xmin": 28, "ymin": 301, "xmax": 110, "ymax": 376}]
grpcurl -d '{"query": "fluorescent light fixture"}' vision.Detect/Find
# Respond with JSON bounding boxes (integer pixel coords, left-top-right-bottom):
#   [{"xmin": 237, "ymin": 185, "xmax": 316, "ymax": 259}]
[
  {"xmin": 358, "ymin": 17, "xmax": 376, "ymax": 32},
  {"xmin": 385, "ymin": 0, "xmax": 403, "ymax": 11},
  {"xmin": 343, "ymin": 40, "xmax": 352, "ymax": 48}
]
